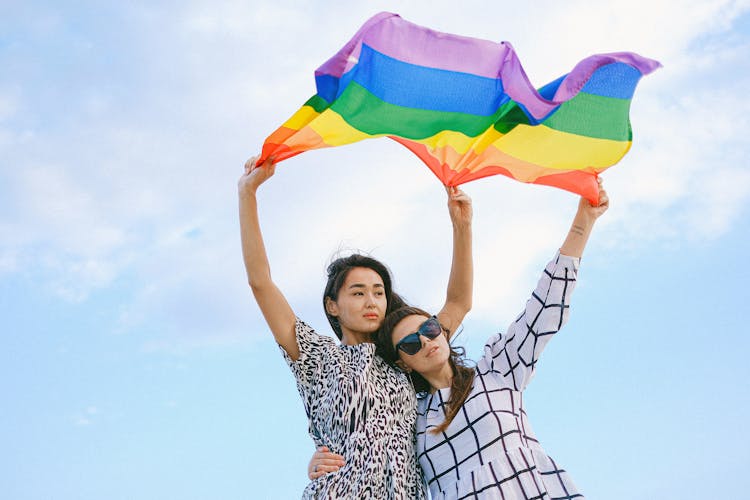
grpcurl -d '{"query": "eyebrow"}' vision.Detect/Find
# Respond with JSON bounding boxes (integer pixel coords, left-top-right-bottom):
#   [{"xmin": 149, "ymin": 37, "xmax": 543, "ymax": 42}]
[{"xmin": 347, "ymin": 283, "xmax": 385, "ymax": 289}]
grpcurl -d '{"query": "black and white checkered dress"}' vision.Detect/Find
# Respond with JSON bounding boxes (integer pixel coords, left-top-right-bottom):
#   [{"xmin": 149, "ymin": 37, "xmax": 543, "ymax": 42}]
[
  {"xmin": 280, "ymin": 320, "xmax": 427, "ymax": 499},
  {"xmin": 417, "ymin": 253, "xmax": 583, "ymax": 500}
]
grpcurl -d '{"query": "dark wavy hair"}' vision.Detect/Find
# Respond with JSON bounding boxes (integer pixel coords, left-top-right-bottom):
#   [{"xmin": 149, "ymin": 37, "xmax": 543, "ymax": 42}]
[
  {"xmin": 375, "ymin": 306, "xmax": 475, "ymax": 434},
  {"xmin": 323, "ymin": 254, "xmax": 407, "ymax": 340}
]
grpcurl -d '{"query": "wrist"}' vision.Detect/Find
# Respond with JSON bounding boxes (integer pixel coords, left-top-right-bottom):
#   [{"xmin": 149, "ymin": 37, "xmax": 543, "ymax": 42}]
[
  {"xmin": 451, "ymin": 221, "xmax": 472, "ymax": 231},
  {"xmin": 239, "ymin": 186, "xmax": 259, "ymax": 200},
  {"xmin": 573, "ymin": 210, "xmax": 596, "ymax": 228}
]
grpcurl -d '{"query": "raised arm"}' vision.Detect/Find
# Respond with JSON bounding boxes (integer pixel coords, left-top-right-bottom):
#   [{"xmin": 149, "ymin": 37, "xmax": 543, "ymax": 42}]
[
  {"xmin": 481, "ymin": 179, "xmax": 610, "ymax": 390},
  {"xmin": 238, "ymin": 156, "xmax": 298, "ymax": 359},
  {"xmin": 560, "ymin": 177, "xmax": 610, "ymax": 258},
  {"xmin": 437, "ymin": 186, "xmax": 473, "ymax": 338}
]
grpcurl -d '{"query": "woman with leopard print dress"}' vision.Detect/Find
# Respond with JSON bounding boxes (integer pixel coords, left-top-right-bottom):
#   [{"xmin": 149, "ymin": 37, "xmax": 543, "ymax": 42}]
[{"xmin": 239, "ymin": 155, "xmax": 473, "ymax": 498}]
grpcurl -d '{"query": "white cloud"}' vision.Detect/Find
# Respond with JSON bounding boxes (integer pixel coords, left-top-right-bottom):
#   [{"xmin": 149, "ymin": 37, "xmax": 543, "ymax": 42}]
[
  {"xmin": 73, "ymin": 405, "xmax": 100, "ymax": 426},
  {"xmin": 1, "ymin": 0, "xmax": 748, "ymax": 348}
]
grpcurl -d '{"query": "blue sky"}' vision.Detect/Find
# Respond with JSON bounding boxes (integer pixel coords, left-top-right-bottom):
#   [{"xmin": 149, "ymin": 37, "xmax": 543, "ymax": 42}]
[{"xmin": 2, "ymin": 1, "xmax": 749, "ymax": 498}]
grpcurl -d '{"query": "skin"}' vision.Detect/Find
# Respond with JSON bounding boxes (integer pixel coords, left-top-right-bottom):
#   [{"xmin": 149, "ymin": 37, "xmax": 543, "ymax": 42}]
[
  {"xmin": 238, "ymin": 155, "xmax": 473, "ymax": 480},
  {"xmin": 239, "ymin": 155, "xmax": 473, "ymax": 354},
  {"xmin": 308, "ymin": 178, "xmax": 610, "ymax": 478},
  {"xmin": 324, "ymin": 267, "xmax": 387, "ymax": 345},
  {"xmin": 392, "ymin": 315, "xmax": 453, "ymax": 389},
  {"xmin": 239, "ymin": 155, "xmax": 299, "ymax": 358}
]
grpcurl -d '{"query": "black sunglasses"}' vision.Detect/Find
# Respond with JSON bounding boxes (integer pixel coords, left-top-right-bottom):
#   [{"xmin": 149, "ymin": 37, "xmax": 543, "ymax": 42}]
[{"xmin": 395, "ymin": 316, "xmax": 443, "ymax": 356}]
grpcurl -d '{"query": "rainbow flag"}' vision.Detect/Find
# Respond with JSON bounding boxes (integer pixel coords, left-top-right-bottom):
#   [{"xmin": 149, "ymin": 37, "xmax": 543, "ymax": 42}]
[{"xmin": 260, "ymin": 12, "xmax": 661, "ymax": 202}]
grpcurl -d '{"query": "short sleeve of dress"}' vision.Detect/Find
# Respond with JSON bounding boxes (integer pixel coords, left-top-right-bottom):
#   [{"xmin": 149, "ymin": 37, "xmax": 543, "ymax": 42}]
[
  {"xmin": 479, "ymin": 252, "xmax": 579, "ymax": 391},
  {"xmin": 278, "ymin": 318, "xmax": 336, "ymax": 389}
]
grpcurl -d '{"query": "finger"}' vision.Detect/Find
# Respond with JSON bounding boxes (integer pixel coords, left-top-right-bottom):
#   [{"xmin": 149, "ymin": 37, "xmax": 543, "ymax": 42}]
[
  {"xmin": 309, "ymin": 464, "xmax": 341, "ymax": 480},
  {"xmin": 315, "ymin": 464, "xmax": 342, "ymax": 473},
  {"xmin": 245, "ymin": 155, "xmax": 259, "ymax": 172},
  {"xmin": 312, "ymin": 449, "xmax": 342, "ymax": 461},
  {"xmin": 598, "ymin": 191, "xmax": 609, "ymax": 206},
  {"xmin": 318, "ymin": 458, "xmax": 346, "ymax": 467},
  {"xmin": 311, "ymin": 456, "xmax": 344, "ymax": 467}
]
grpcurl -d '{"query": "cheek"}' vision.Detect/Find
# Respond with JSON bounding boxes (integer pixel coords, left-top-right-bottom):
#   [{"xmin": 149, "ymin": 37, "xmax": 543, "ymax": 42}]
[
  {"xmin": 338, "ymin": 297, "xmax": 359, "ymax": 315},
  {"xmin": 439, "ymin": 337, "xmax": 451, "ymax": 356},
  {"xmin": 398, "ymin": 352, "xmax": 419, "ymax": 371},
  {"xmin": 439, "ymin": 344, "xmax": 451, "ymax": 362}
]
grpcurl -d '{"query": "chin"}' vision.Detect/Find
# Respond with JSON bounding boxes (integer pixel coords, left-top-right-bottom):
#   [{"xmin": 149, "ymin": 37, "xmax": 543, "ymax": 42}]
[{"xmin": 359, "ymin": 323, "xmax": 379, "ymax": 334}]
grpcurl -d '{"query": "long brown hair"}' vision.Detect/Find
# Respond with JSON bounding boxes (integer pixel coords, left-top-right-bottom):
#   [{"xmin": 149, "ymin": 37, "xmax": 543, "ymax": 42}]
[{"xmin": 376, "ymin": 306, "xmax": 475, "ymax": 434}]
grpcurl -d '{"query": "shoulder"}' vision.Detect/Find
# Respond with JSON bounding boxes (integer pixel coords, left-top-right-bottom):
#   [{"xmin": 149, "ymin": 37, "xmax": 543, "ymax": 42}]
[{"xmin": 294, "ymin": 318, "xmax": 336, "ymax": 348}]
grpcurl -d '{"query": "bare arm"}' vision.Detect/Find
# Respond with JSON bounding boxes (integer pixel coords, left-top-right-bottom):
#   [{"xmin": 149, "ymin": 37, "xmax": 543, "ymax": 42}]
[
  {"xmin": 238, "ymin": 156, "xmax": 298, "ymax": 359},
  {"xmin": 559, "ymin": 177, "xmax": 610, "ymax": 258},
  {"xmin": 437, "ymin": 187, "xmax": 473, "ymax": 338}
]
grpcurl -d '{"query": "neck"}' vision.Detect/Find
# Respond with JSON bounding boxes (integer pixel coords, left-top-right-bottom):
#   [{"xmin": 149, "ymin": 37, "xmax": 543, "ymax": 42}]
[
  {"xmin": 422, "ymin": 362, "xmax": 454, "ymax": 391},
  {"xmin": 340, "ymin": 328, "xmax": 372, "ymax": 346}
]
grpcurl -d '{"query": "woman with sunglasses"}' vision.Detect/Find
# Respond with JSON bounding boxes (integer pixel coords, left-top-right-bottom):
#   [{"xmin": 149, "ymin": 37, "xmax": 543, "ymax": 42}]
[
  {"xmin": 239, "ymin": 155, "xmax": 473, "ymax": 499},
  {"xmin": 311, "ymin": 179, "xmax": 609, "ymax": 499}
]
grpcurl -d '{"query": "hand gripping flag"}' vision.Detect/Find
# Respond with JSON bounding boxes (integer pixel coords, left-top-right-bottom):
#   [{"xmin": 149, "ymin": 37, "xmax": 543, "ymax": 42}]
[{"xmin": 259, "ymin": 12, "xmax": 661, "ymax": 203}]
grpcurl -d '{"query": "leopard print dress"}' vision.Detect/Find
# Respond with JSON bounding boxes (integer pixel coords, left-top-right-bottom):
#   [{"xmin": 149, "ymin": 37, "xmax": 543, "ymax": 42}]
[{"xmin": 280, "ymin": 319, "xmax": 427, "ymax": 499}]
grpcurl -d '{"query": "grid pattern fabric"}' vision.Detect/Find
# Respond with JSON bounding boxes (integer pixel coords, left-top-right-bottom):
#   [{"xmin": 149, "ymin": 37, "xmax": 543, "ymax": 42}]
[
  {"xmin": 280, "ymin": 319, "xmax": 426, "ymax": 499},
  {"xmin": 416, "ymin": 253, "xmax": 583, "ymax": 499}
]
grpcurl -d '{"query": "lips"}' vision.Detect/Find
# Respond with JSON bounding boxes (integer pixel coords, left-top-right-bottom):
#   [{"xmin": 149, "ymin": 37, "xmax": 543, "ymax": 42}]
[{"xmin": 363, "ymin": 313, "xmax": 379, "ymax": 320}]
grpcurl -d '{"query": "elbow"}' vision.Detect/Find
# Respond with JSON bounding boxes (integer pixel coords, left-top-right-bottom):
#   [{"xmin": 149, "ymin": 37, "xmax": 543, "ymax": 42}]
[
  {"xmin": 453, "ymin": 297, "xmax": 473, "ymax": 317},
  {"xmin": 248, "ymin": 276, "xmax": 273, "ymax": 295},
  {"xmin": 446, "ymin": 294, "xmax": 472, "ymax": 317}
]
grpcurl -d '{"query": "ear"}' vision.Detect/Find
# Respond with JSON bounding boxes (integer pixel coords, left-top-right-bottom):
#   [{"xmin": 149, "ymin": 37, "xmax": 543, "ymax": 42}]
[
  {"xmin": 395, "ymin": 360, "xmax": 411, "ymax": 373},
  {"xmin": 325, "ymin": 297, "xmax": 339, "ymax": 317}
]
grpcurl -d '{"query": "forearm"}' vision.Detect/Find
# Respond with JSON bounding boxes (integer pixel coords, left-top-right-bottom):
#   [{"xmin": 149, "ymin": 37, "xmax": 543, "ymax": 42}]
[
  {"xmin": 239, "ymin": 192, "xmax": 273, "ymax": 288},
  {"xmin": 559, "ymin": 210, "xmax": 596, "ymax": 259},
  {"xmin": 439, "ymin": 221, "xmax": 473, "ymax": 335},
  {"xmin": 446, "ymin": 223, "xmax": 473, "ymax": 309}
]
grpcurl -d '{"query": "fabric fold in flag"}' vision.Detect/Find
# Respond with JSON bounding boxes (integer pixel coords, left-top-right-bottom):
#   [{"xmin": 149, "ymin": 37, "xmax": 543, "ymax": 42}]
[{"xmin": 260, "ymin": 11, "xmax": 661, "ymax": 202}]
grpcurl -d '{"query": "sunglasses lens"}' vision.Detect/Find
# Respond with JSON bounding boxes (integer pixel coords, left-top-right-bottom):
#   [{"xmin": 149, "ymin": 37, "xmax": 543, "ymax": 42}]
[
  {"xmin": 398, "ymin": 339, "xmax": 422, "ymax": 356},
  {"xmin": 420, "ymin": 318, "xmax": 442, "ymax": 339},
  {"xmin": 396, "ymin": 317, "xmax": 443, "ymax": 356}
]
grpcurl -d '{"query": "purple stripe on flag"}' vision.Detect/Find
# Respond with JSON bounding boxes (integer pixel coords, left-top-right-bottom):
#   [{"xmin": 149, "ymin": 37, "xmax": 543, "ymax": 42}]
[{"xmin": 315, "ymin": 12, "xmax": 662, "ymax": 121}]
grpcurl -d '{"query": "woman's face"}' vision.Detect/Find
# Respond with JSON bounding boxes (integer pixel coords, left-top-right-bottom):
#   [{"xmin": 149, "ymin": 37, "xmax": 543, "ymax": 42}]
[
  {"xmin": 327, "ymin": 267, "xmax": 388, "ymax": 335},
  {"xmin": 391, "ymin": 314, "xmax": 451, "ymax": 374}
]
